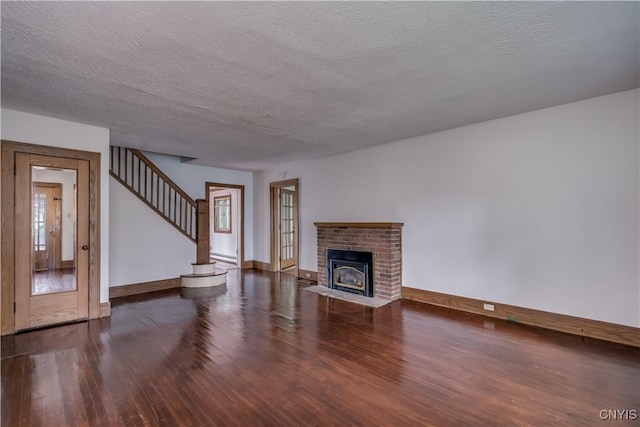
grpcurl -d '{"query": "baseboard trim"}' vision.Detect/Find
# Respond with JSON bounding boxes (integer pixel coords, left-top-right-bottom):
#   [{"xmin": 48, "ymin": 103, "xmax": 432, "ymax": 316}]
[
  {"xmin": 251, "ymin": 260, "xmax": 272, "ymax": 272},
  {"xmin": 100, "ymin": 302, "xmax": 111, "ymax": 318},
  {"xmin": 402, "ymin": 287, "xmax": 639, "ymax": 348},
  {"xmin": 298, "ymin": 269, "xmax": 318, "ymax": 281},
  {"xmin": 246, "ymin": 261, "xmax": 314, "ymax": 278},
  {"xmin": 60, "ymin": 260, "xmax": 74, "ymax": 269},
  {"xmin": 110, "ymin": 277, "xmax": 181, "ymax": 299}
]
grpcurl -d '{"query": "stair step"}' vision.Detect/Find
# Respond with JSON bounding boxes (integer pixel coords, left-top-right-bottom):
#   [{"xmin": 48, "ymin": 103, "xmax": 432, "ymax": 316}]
[
  {"xmin": 181, "ymin": 271, "xmax": 226, "ymax": 278},
  {"xmin": 191, "ymin": 262, "xmax": 217, "ymax": 275},
  {"xmin": 183, "ymin": 272, "xmax": 223, "ymax": 278},
  {"xmin": 181, "ymin": 271, "xmax": 227, "ymax": 289},
  {"xmin": 181, "ymin": 284, "xmax": 227, "ymax": 299}
]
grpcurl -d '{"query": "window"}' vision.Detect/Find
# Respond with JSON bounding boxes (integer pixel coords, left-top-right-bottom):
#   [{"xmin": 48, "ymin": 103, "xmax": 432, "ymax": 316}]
[
  {"xmin": 214, "ymin": 195, "xmax": 231, "ymax": 233},
  {"xmin": 33, "ymin": 192, "xmax": 47, "ymax": 251}
]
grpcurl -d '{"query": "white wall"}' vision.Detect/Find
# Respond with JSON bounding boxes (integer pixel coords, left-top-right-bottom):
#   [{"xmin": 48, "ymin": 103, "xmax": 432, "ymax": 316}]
[
  {"xmin": 253, "ymin": 89, "xmax": 640, "ymax": 327},
  {"xmin": 1, "ymin": 108, "xmax": 111, "ymax": 303},
  {"xmin": 209, "ymin": 188, "xmax": 240, "ymax": 261},
  {"xmin": 109, "ymin": 178, "xmax": 195, "ymax": 285},
  {"xmin": 109, "ymin": 152, "xmax": 252, "ymax": 286},
  {"xmin": 32, "ymin": 168, "xmax": 76, "ymax": 261},
  {"xmin": 144, "ymin": 152, "xmax": 253, "ymax": 261}
]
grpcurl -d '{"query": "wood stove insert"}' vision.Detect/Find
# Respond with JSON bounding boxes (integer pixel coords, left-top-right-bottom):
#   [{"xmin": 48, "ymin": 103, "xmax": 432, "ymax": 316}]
[{"xmin": 327, "ymin": 249, "xmax": 373, "ymax": 297}]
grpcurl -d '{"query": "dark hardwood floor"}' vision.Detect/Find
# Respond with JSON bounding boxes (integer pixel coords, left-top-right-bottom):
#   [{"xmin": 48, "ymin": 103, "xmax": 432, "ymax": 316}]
[
  {"xmin": 2, "ymin": 270, "xmax": 639, "ymax": 426},
  {"xmin": 33, "ymin": 267, "xmax": 76, "ymax": 294}
]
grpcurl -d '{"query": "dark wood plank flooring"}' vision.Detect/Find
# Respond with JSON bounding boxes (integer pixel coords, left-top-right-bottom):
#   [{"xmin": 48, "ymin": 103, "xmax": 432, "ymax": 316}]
[
  {"xmin": 33, "ymin": 267, "xmax": 75, "ymax": 294},
  {"xmin": 2, "ymin": 270, "xmax": 639, "ymax": 426}
]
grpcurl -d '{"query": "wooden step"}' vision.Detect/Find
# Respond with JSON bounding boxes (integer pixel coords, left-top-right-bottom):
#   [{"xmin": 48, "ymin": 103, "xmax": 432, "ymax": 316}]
[{"xmin": 181, "ymin": 271, "xmax": 227, "ymax": 288}]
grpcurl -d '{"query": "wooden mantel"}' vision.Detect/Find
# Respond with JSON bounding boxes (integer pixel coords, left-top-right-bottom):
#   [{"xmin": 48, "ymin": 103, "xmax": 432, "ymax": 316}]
[{"xmin": 314, "ymin": 222, "xmax": 404, "ymax": 228}]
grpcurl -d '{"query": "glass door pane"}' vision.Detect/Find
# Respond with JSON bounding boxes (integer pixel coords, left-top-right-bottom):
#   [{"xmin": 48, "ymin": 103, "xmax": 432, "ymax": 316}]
[{"xmin": 31, "ymin": 166, "xmax": 78, "ymax": 295}]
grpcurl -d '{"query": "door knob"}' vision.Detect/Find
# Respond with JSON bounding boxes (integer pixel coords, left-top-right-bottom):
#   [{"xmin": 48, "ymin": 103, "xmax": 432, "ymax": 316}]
[{"xmin": 82, "ymin": 245, "xmax": 89, "ymax": 251}]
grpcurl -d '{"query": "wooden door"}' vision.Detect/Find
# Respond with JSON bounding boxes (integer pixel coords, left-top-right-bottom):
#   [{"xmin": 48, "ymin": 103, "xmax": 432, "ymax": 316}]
[
  {"xmin": 15, "ymin": 153, "xmax": 89, "ymax": 331},
  {"xmin": 280, "ymin": 189, "xmax": 296, "ymax": 269},
  {"xmin": 32, "ymin": 183, "xmax": 61, "ymax": 271}
]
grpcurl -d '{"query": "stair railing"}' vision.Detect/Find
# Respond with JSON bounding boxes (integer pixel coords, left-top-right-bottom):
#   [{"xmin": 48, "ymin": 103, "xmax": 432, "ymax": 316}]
[{"xmin": 110, "ymin": 147, "xmax": 210, "ymax": 263}]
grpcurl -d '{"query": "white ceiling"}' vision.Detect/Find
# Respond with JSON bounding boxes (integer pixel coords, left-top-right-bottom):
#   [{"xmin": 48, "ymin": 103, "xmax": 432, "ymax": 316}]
[{"xmin": 2, "ymin": 2, "xmax": 638, "ymax": 170}]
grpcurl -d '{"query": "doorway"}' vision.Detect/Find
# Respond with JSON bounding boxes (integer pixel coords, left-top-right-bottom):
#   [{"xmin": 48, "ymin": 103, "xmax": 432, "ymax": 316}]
[
  {"xmin": 205, "ymin": 182, "xmax": 245, "ymax": 269},
  {"xmin": 32, "ymin": 182, "xmax": 62, "ymax": 273},
  {"xmin": 1, "ymin": 141, "xmax": 101, "ymax": 335},
  {"xmin": 270, "ymin": 179, "xmax": 299, "ymax": 276}
]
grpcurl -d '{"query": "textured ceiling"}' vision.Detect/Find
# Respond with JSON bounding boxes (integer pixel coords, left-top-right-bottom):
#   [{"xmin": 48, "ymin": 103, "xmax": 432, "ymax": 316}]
[{"xmin": 2, "ymin": 2, "xmax": 639, "ymax": 170}]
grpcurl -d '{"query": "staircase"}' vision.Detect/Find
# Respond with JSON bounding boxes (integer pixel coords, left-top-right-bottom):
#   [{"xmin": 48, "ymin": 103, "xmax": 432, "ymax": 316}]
[{"xmin": 109, "ymin": 146, "xmax": 226, "ymax": 289}]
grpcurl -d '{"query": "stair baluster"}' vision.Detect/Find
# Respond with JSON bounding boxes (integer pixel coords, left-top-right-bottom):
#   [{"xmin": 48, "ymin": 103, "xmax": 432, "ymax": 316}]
[{"xmin": 109, "ymin": 146, "xmax": 199, "ymax": 244}]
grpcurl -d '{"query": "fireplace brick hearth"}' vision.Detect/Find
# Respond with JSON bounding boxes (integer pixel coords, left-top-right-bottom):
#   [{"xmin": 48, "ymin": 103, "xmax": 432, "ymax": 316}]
[{"xmin": 315, "ymin": 222, "xmax": 404, "ymax": 301}]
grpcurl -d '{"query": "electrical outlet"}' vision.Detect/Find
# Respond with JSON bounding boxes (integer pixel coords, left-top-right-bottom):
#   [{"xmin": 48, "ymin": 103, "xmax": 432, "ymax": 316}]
[
  {"xmin": 483, "ymin": 303, "xmax": 495, "ymax": 312},
  {"xmin": 305, "ymin": 273, "xmax": 311, "ymax": 278}
]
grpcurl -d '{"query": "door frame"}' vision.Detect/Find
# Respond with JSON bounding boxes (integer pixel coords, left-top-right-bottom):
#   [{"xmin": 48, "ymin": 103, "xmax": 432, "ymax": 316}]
[
  {"xmin": 205, "ymin": 182, "xmax": 246, "ymax": 268},
  {"xmin": 270, "ymin": 178, "xmax": 299, "ymax": 276},
  {"xmin": 1, "ymin": 140, "xmax": 101, "ymax": 335}
]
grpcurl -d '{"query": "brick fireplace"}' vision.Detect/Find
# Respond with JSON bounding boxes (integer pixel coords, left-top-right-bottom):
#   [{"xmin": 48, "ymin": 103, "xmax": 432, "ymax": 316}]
[{"xmin": 315, "ymin": 222, "xmax": 403, "ymax": 301}]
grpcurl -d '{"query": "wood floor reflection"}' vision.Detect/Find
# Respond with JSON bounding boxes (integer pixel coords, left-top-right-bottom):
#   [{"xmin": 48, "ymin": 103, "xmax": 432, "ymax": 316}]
[
  {"xmin": 32, "ymin": 267, "xmax": 75, "ymax": 294},
  {"xmin": 2, "ymin": 270, "xmax": 638, "ymax": 426}
]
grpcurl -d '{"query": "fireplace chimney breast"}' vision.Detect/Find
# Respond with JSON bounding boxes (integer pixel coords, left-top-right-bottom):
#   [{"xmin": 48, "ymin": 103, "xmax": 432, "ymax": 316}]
[{"xmin": 315, "ymin": 222, "xmax": 403, "ymax": 301}]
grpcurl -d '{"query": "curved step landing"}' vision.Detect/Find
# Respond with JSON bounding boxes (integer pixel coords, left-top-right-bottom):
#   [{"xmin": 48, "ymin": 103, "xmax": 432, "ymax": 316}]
[{"xmin": 181, "ymin": 271, "xmax": 227, "ymax": 288}]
